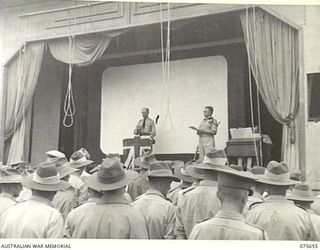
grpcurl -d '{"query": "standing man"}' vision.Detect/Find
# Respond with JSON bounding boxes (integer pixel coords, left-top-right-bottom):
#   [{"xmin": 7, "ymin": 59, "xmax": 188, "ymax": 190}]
[
  {"xmin": 52, "ymin": 162, "xmax": 79, "ymax": 222},
  {"xmin": 64, "ymin": 157, "xmax": 148, "ymax": 239},
  {"xmin": 68, "ymin": 149, "xmax": 93, "ymax": 206},
  {"xmin": 0, "ymin": 167, "xmax": 22, "ymax": 216},
  {"xmin": 46, "ymin": 150, "xmax": 66, "ymax": 163},
  {"xmin": 287, "ymin": 183, "xmax": 320, "ymax": 240},
  {"xmin": 132, "ymin": 161, "xmax": 180, "ymax": 239},
  {"xmin": 246, "ymin": 161, "xmax": 312, "ymax": 240},
  {"xmin": 167, "ymin": 164, "xmax": 194, "ymax": 205},
  {"xmin": 189, "ymin": 164, "xmax": 268, "ymax": 240},
  {"xmin": 134, "ymin": 107, "xmax": 156, "ymax": 139},
  {"xmin": 0, "ymin": 162, "xmax": 69, "ymax": 238},
  {"xmin": 243, "ymin": 166, "xmax": 266, "ymax": 215},
  {"xmin": 175, "ymin": 150, "xmax": 226, "ymax": 239},
  {"xmin": 127, "ymin": 151, "xmax": 156, "ymax": 200},
  {"xmin": 194, "ymin": 106, "xmax": 219, "ymax": 162}
]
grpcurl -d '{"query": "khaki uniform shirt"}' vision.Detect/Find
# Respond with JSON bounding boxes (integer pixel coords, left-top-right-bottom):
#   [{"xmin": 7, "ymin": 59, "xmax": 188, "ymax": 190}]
[
  {"xmin": 243, "ymin": 192, "xmax": 265, "ymax": 216},
  {"xmin": 167, "ymin": 183, "xmax": 191, "ymax": 206},
  {"xmin": 246, "ymin": 195, "xmax": 312, "ymax": 240},
  {"xmin": 189, "ymin": 210, "xmax": 268, "ymax": 240},
  {"xmin": 69, "ymin": 174, "xmax": 89, "ymax": 206},
  {"xmin": 0, "ymin": 196, "xmax": 64, "ymax": 238},
  {"xmin": 198, "ymin": 117, "xmax": 218, "ymax": 161},
  {"xmin": 0, "ymin": 193, "xmax": 18, "ymax": 217},
  {"xmin": 16, "ymin": 187, "xmax": 32, "ymax": 202},
  {"xmin": 311, "ymin": 195, "xmax": 320, "ymax": 216},
  {"xmin": 127, "ymin": 173, "xmax": 150, "ymax": 201},
  {"xmin": 134, "ymin": 117, "xmax": 156, "ymax": 138},
  {"xmin": 175, "ymin": 180, "xmax": 220, "ymax": 239},
  {"xmin": 65, "ymin": 196, "xmax": 148, "ymax": 239},
  {"xmin": 52, "ymin": 187, "xmax": 77, "ymax": 222},
  {"xmin": 133, "ymin": 189, "xmax": 176, "ymax": 239},
  {"xmin": 198, "ymin": 117, "xmax": 218, "ymax": 138},
  {"xmin": 306, "ymin": 208, "xmax": 320, "ymax": 241}
]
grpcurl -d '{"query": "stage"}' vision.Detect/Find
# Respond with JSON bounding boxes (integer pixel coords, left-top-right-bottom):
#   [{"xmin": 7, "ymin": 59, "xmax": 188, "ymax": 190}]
[{"xmin": 9, "ymin": 10, "xmax": 282, "ymax": 165}]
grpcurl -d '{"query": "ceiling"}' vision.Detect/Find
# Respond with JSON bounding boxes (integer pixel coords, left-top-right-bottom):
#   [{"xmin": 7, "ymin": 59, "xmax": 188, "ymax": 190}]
[
  {"xmin": 0, "ymin": 0, "xmax": 99, "ymax": 10},
  {"xmin": 105, "ymin": 10, "xmax": 244, "ymax": 55}
]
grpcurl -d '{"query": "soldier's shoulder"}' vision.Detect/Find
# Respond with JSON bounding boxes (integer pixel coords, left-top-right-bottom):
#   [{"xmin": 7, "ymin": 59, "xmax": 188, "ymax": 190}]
[
  {"xmin": 245, "ymin": 221, "xmax": 267, "ymax": 235},
  {"xmin": 163, "ymin": 196, "xmax": 173, "ymax": 204},
  {"xmin": 198, "ymin": 217, "xmax": 213, "ymax": 224},
  {"xmin": 294, "ymin": 203, "xmax": 309, "ymax": 213},
  {"xmin": 12, "ymin": 199, "xmax": 25, "ymax": 206},
  {"xmin": 133, "ymin": 193, "xmax": 144, "ymax": 202},
  {"xmin": 249, "ymin": 201, "xmax": 264, "ymax": 210},
  {"xmin": 147, "ymin": 117, "xmax": 155, "ymax": 123},
  {"xmin": 167, "ymin": 186, "xmax": 180, "ymax": 195},
  {"xmin": 181, "ymin": 186, "xmax": 197, "ymax": 196}
]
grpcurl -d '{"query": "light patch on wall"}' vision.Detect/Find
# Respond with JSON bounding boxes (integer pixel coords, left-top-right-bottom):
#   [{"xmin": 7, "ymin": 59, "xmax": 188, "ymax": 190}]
[{"xmin": 101, "ymin": 56, "xmax": 228, "ymax": 154}]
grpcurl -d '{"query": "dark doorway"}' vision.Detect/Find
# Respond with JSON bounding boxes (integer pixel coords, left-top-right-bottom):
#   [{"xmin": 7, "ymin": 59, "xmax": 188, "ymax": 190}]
[{"xmin": 244, "ymin": 73, "xmax": 283, "ymax": 164}]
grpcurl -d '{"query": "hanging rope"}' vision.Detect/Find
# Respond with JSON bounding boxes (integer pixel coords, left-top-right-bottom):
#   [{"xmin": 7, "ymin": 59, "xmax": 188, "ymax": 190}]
[
  {"xmin": 19, "ymin": 43, "xmax": 27, "ymax": 153},
  {"xmin": 17, "ymin": 16, "xmax": 27, "ymax": 151},
  {"xmin": 159, "ymin": 2, "xmax": 173, "ymax": 133},
  {"xmin": 63, "ymin": 35, "xmax": 76, "ymax": 127},
  {"xmin": 252, "ymin": 7, "xmax": 264, "ymax": 166},
  {"xmin": 245, "ymin": 5, "xmax": 260, "ymax": 167},
  {"xmin": 62, "ymin": 11, "xmax": 76, "ymax": 127}
]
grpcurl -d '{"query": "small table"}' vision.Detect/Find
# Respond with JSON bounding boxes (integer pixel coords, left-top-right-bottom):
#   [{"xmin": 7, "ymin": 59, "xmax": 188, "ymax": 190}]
[{"xmin": 226, "ymin": 137, "xmax": 270, "ymax": 170}]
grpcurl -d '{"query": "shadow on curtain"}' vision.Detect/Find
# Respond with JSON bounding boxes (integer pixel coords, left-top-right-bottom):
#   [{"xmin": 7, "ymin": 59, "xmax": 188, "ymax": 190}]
[{"xmin": 240, "ymin": 8, "xmax": 300, "ymax": 172}]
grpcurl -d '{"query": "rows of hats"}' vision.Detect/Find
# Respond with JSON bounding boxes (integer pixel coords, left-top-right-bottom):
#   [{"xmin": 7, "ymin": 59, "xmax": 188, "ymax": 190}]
[{"xmin": 1, "ymin": 146, "xmax": 320, "ymax": 240}]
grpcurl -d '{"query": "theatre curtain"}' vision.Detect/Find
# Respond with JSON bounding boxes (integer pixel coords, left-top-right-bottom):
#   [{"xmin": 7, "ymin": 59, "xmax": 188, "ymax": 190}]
[
  {"xmin": 240, "ymin": 8, "xmax": 300, "ymax": 171},
  {"xmin": 48, "ymin": 33, "xmax": 113, "ymax": 66},
  {"xmin": 48, "ymin": 33, "xmax": 115, "ymax": 154},
  {"xmin": 4, "ymin": 42, "xmax": 45, "ymax": 165},
  {"xmin": 4, "ymin": 33, "xmax": 115, "ymax": 164}
]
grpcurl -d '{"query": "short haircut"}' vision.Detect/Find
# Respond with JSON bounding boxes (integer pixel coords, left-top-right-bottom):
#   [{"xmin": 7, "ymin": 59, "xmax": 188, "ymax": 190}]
[
  {"xmin": 142, "ymin": 107, "xmax": 149, "ymax": 112},
  {"xmin": 217, "ymin": 185, "xmax": 248, "ymax": 203},
  {"xmin": 148, "ymin": 176, "xmax": 172, "ymax": 184},
  {"xmin": 265, "ymin": 184, "xmax": 289, "ymax": 196},
  {"xmin": 205, "ymin": 106, "xmax": 214, "ymax": 114}
]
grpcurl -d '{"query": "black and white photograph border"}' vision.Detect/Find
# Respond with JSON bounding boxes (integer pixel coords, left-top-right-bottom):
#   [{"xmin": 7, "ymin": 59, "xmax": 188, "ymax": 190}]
[{"xmin": 0, "ymin": 0, "xmax": 319, "ymax": 248}]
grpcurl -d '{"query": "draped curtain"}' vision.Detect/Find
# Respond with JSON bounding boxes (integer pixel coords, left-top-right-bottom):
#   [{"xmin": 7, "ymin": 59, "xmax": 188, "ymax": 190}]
[
  {"xmin": 4, "ymin": 42, "xmax": 45, "ymax": 165},
  {"xmin": 4, "ymin": 32, "xmax": 116, "ymax": 164},
  {"xmin": 240, "ymin": 8, "xmax": 300, "ymax": 171},
  {"xmin": 48, "ymin": 33, "xmax": 115, "ymax": 153},
  {"xmin": 48, "ymin": 33, "xmax": 113, "ymax": 66}
]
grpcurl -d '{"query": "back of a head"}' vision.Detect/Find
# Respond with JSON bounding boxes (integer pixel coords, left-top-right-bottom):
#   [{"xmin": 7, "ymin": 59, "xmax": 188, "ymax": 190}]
[
  {"xmin": 205, "ymin": 106, "xmax": 214, "ymax": 115},
  {"xmin": 31, "ymin": 189, "xmax": 57, "ymax": 201},
  {"xmin": 217, "ymin": 185, "xmax": 248, "ymax": 212},
  {"xmin": 88, "ymin": 187, "xmax": 103, "ymax": 199},
  {"xmin": 266, "ymin": 184, "xmax": 290, "ymax": 196},
  {"xmin": 101, "ymin": 187, "xmax": 126, "ymax": 197},
  {"xmin": 0, "ymin": 183, "xmax": 22, "ymax": 197},
  {"xmin": 218, "ymin": 185, "xmax": 248, "ymax": 202},
  {"xmin": 148, "ymin": 176, "xmax": 172, "ymax": 196}
]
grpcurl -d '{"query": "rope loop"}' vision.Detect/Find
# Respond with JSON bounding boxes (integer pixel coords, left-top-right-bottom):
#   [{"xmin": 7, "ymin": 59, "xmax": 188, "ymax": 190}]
[
  {"xmin": 159, "ymin": 2, "xmax": 173, "ymax": 133},
  {"xmin": 62, "ymin": 24, "xmax": 76, "ymax": 127}
]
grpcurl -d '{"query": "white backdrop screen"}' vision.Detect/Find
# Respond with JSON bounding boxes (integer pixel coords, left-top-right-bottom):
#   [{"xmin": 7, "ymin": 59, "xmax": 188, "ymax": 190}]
[{"xmin": 101, "ymin": 56, "xmax": 228, "ymax": 154}]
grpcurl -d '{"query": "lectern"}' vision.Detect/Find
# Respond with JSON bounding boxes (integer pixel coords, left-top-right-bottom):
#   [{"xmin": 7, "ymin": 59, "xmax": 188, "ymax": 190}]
[{"xmin": 123, "ymin": 136, "xmax": 153, "ymax": 169}]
